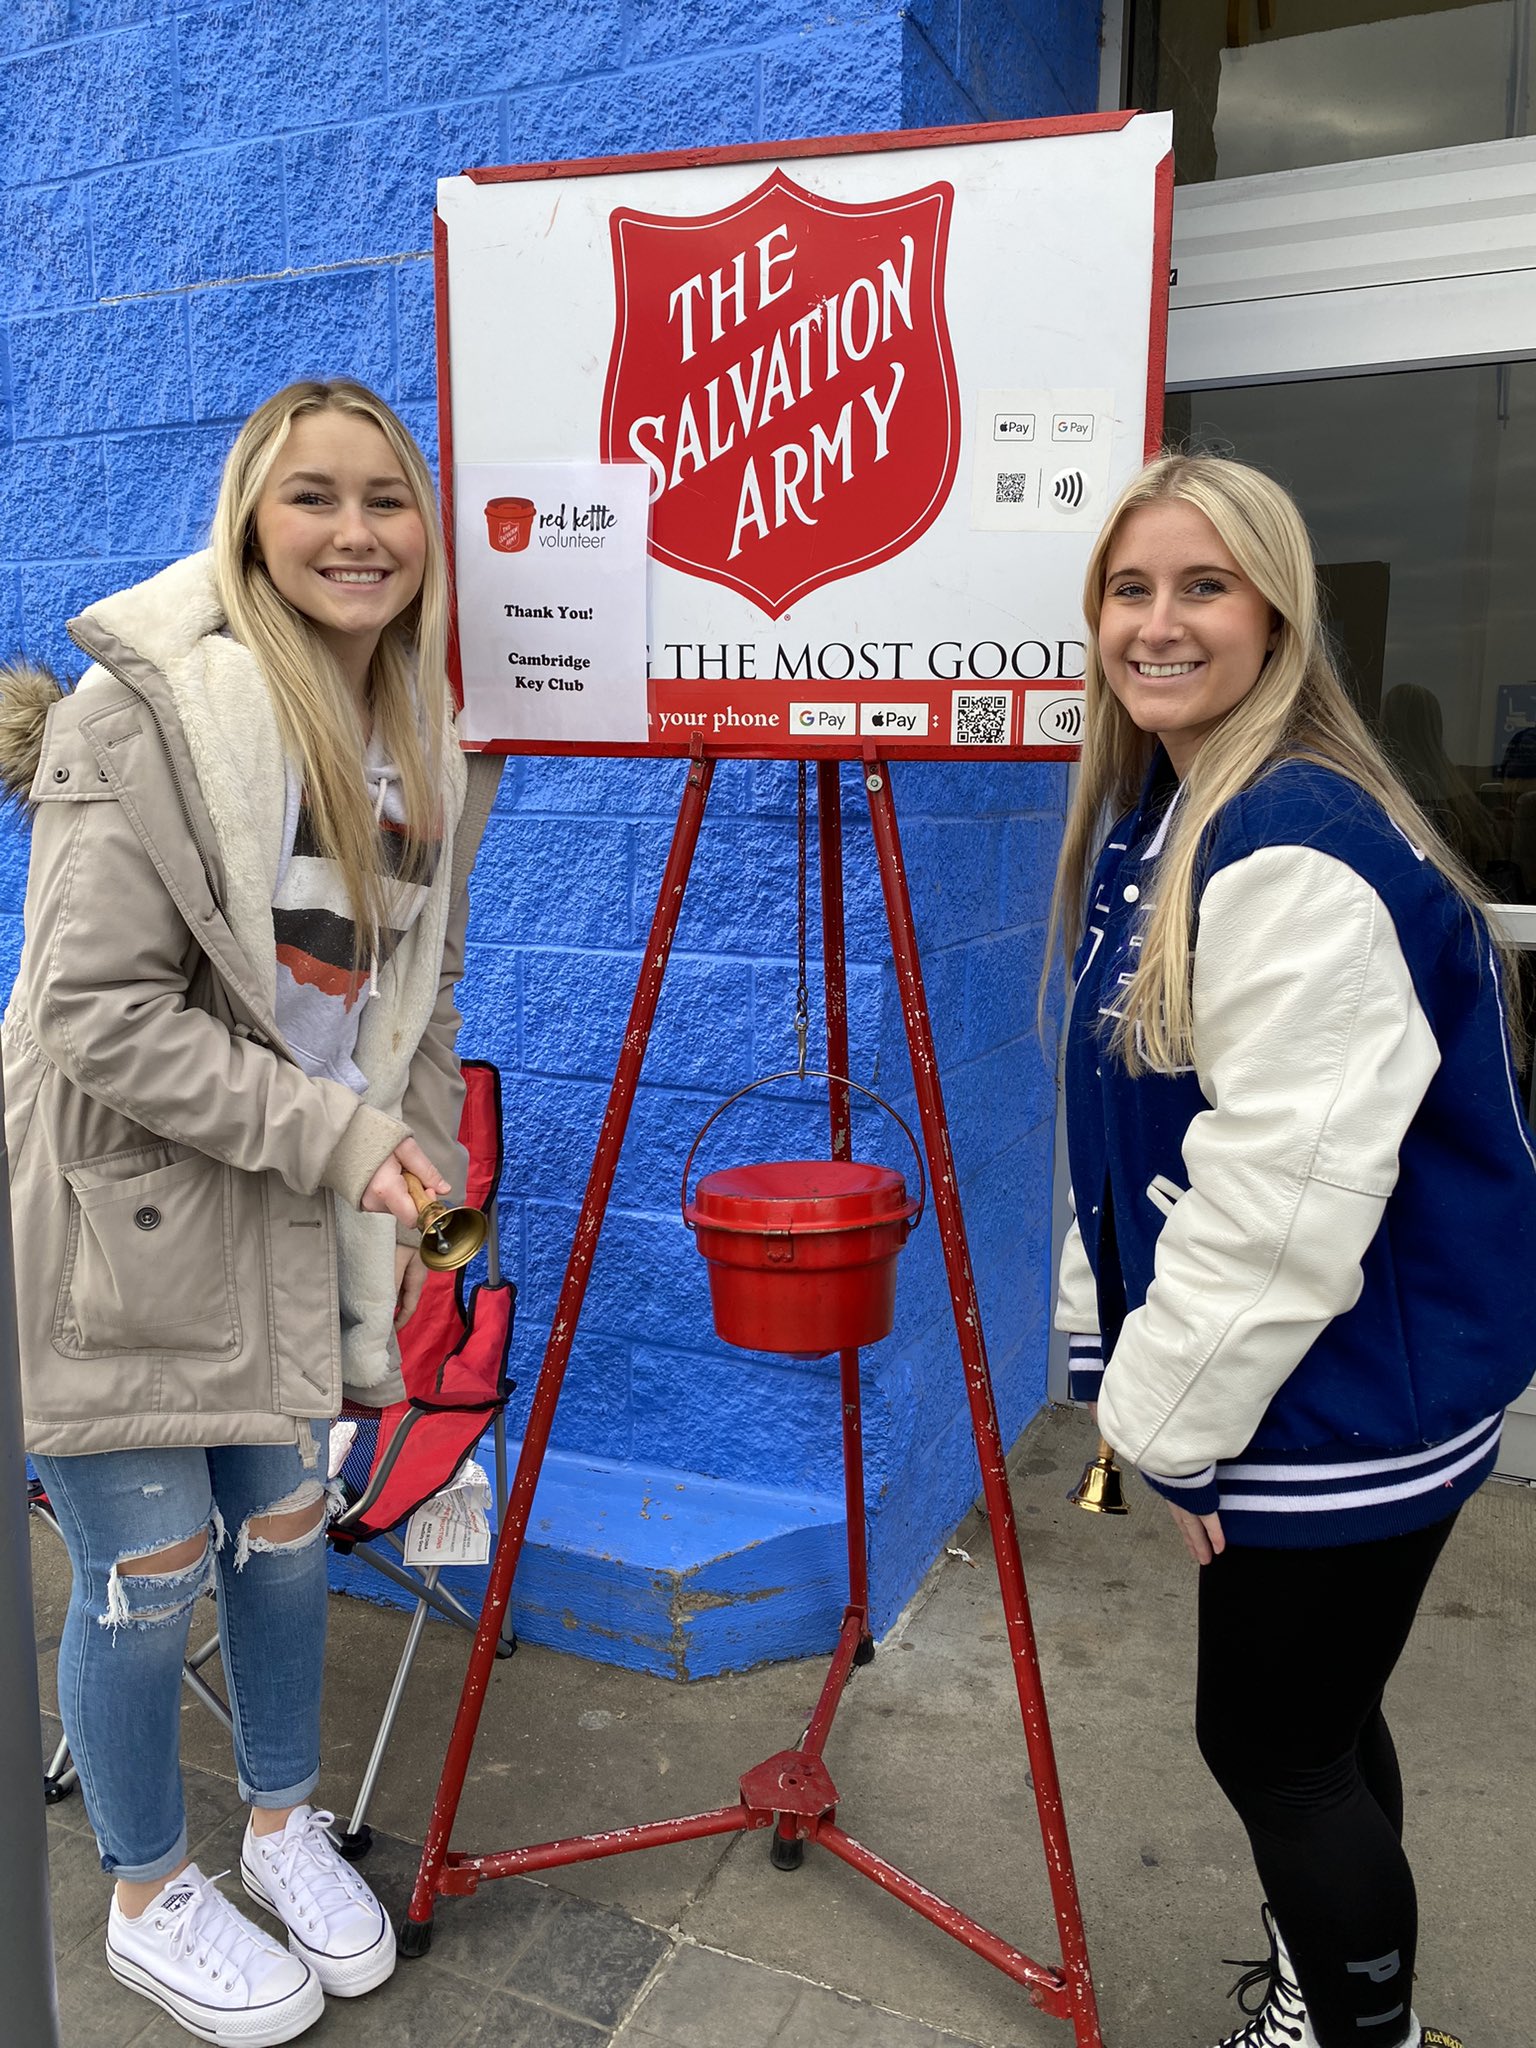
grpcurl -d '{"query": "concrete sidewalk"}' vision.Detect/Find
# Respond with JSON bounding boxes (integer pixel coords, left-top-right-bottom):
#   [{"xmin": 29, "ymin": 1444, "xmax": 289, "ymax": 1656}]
[{"xmin": 33, "ymin": 1405, "xmax": 1536, "ymax": 2048}]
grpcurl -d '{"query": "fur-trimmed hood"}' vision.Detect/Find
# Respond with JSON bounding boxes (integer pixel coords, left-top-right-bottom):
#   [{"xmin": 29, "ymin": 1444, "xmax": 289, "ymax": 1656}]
[
  {"xmin": 0, "ymin": 551, "xmax": 243, "ymax": 800},
  {"xmin": 0, "ymin": 661, "xmax": 66, "ymax": 802},
  {"xmin": 0, "ymin": 551, "xmax": 248, "ymax": 797}
]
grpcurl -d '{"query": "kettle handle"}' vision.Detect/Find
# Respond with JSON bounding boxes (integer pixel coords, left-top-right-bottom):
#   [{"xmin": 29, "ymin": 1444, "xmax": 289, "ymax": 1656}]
[{"xmin": 681, "ymin": 1070, "xmax": 926, "ymax": 1235}]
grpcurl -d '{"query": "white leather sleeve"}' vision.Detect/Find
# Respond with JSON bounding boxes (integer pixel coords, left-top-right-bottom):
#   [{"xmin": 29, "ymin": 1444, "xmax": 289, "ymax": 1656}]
[
  {"xmin": 1097, "ymin": 846, "xmax": 1442, "ymax": 1478},
  {"xmin": 1054, "ymin": 1186, "xmax": 1100, "ymax": 1337}
]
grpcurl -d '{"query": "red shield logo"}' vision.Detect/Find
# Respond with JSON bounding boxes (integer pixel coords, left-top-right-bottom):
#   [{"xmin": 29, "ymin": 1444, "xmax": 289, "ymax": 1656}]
[{"xmin": 601, "ymin": 168, "xmax": 959, "ymax": 620}]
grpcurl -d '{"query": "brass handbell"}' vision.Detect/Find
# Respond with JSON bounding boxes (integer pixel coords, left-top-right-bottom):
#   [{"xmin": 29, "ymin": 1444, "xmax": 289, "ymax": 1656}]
[
  {"xmin": 403, "ymin": 1172, "xmax": 489, "ymax": 1274},
  {"xmin": 1070, "ymin": 1437, "xmax": 1129, "ymax": 1515}
]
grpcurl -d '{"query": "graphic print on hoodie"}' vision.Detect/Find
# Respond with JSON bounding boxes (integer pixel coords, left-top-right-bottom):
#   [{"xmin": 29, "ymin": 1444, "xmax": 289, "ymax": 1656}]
[{"xmin": 272, "ymin": 731, "xmax": 439, "ymax": 1093}]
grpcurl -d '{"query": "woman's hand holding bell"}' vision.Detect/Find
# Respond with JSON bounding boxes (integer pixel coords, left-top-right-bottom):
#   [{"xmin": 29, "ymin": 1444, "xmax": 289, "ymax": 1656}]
[{"xmin": 361, "ymin": 1137, "xmax": 448, "ymax": 1229}]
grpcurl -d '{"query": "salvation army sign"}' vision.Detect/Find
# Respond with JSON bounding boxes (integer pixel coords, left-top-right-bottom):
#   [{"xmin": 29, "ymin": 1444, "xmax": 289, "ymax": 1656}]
[
  {"xmin": 600, "ymin": 169, "xmax": 959, "ymax": 619},
  {"xmin": 436, "ymin": 115, "xmax": 1173, "ymax": 758}
]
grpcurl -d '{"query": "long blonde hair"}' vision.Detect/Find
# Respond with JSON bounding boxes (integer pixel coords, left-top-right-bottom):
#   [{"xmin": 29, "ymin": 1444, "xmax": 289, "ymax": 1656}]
[
  {"xmin": 1044, "ymin": 452, "xmax": 1525, "ymax": 1073},
  {"xmin": 210, "ymin": 378, "xmax": 449, "ymax": 964}
]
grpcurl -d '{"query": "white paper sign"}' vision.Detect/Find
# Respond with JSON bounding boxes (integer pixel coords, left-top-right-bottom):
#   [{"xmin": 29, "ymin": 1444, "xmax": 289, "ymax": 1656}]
[
  {"xmin": 454, "ymin": 460, "xmax": 650, "ymax": 745},
  {"xmin": 403, "ymin": 1458, "xmax": 493, "ymax": 1567}
]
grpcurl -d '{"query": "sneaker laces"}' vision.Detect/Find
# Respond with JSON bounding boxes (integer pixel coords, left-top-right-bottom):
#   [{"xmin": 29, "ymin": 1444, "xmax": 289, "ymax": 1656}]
[
  {"xmin": 1222, "ymin": 1905, "xmax": 1303, "ymax": 2022},
  {"xmin": 258, "ymin": 1809, "xmax": 371, "ymax": 1935},
  {"xmin": 1224, "ymin": 1944, "xmax": 1283, "ymax": 2020},
  {"xmin": 154, "ymin": 1869, "xmax": 272, "ymax": 1995}
]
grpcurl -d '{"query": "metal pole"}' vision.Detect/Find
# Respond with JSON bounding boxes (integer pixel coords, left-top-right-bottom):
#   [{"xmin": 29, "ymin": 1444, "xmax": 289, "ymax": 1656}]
[
  {"xmin": 816, "ymin": 761, "xmax": 873, "ymax": 1644},
  {"xmin": 0, "ymin": 1068, "xmax": 62, "ymax": 2045}
]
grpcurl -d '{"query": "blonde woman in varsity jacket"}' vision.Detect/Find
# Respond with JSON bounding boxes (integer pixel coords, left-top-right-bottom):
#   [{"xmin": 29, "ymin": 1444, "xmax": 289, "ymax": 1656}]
[
  {"xmin": 1050, "ymin": 454, "xmax": 1535, "ymax": 2048},
  {"xmin": 0, "ymin": 381, "xmax": 500, "ymax": 2045}
]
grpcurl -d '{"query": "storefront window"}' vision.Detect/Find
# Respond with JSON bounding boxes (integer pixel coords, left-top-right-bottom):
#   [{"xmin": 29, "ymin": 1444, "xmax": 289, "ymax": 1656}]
[
  {"xmin": 1130, "ymin": 1, "xmax": 1535, "ymax": 183},
  {"xmin": 1168, "ymin": 363, "xmax": 1536, "ymax": 905}
]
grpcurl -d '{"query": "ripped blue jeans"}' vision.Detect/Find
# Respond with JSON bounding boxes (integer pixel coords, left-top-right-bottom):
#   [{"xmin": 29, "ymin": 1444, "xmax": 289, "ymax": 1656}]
[{"xmin": 33, "ymin": 1429, "xmax": 333, "ymax": 1883}]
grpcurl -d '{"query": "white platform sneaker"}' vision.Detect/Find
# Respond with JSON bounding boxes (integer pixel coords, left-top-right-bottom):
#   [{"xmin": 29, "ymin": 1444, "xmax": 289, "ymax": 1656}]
[
  {"xmin": 241, "ymin": 1805, "xmax": 396, "ymax": 1996},
  {"xmin": 105, "ymin": 1863, "xmax": 323, "ymax": 2045}
]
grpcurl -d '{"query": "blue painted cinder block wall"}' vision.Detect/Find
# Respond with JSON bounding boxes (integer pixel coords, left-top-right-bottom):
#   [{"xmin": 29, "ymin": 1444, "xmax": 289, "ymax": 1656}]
[{"xmin": 1, "ymin": 1, "xmax": 1101, "ymax": 1675}]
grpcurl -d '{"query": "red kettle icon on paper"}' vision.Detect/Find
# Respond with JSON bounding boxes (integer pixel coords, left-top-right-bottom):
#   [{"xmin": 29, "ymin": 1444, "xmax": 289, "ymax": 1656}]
[{"xmin": 484, "ymin": 497, "xmax": 536, "ymax": 552}]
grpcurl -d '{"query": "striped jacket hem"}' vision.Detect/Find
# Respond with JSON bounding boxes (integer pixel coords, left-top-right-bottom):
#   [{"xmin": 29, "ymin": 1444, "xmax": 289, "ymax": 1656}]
[{"xmin": 1142, "ymin": 1412, "xmax": 1502, "ymax": 1546}]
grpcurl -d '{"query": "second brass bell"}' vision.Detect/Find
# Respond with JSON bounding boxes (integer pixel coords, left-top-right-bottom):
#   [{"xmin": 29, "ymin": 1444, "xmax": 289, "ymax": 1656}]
[{"xmin": 1069, "ymin": 1437, "xmax": 1129, "ymax": 1516}]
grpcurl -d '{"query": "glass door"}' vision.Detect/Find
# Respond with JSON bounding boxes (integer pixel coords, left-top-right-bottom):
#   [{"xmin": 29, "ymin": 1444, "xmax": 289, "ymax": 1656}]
[{"xmin": 1169, "ymin": 363, "xmax": 1536, "ymax": 914}]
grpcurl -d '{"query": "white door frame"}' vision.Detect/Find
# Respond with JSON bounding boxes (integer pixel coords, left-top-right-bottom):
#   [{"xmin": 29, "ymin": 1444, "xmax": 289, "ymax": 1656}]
[{"xmin": 1168, "ymin": 135, "xmax": 1536, "ymax": 390}]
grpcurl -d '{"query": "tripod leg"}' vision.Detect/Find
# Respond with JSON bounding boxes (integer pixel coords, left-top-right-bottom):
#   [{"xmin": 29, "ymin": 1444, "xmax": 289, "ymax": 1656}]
[
  {"xmin": 403, "ymin": 752, "xmax": 716, "ymax": 1949},
  {"xmin": 864, "ymin": 762, "xmax": 1103, "ymax": 2048}
]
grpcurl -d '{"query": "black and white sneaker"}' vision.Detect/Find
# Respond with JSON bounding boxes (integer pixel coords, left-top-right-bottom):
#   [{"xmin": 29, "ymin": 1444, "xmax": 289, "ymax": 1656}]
[{"xmin": 1212, "ymin": 1904, "xmax": 1316, "ymax": 2048}]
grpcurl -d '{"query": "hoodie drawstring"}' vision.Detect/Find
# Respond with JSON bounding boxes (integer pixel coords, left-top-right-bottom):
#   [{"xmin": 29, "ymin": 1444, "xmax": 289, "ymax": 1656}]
[{"xmin": 367, "ymin": 773, "xmax": 388, "ymax": 1002}]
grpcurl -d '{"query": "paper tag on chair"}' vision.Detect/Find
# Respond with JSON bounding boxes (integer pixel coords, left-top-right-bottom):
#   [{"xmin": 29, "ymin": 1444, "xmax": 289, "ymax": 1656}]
[{"xmin": 403, "ymin": 1460, "xmax": 494, "ymax": 1566}]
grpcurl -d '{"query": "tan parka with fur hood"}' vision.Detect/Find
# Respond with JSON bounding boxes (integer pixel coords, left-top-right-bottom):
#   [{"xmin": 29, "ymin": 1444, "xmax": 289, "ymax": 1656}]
[{"xmin": 1, "ymin": 553, "xmax": 500, "ymax": 1458}]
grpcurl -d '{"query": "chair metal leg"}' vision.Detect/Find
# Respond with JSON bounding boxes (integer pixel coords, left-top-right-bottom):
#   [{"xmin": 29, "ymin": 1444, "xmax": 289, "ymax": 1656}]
[
  {"xmin": 335, "ymin": 1569, "xmax": 440, "ymax": 1859},
  {"xmin": 336, "ymin": 1388, "xmax": 518, "ymax": 1848},
  {"xmin": 182, "ymin": 1662, "xmax": 234, "ymax": 1734},
  {"xmin": 354, "ymin": 1542, "xmax": 482, "ymax": 1628},
  {"xmin": 43, "ymin": 1731, "xmax": 76, "ymax": 1803}
]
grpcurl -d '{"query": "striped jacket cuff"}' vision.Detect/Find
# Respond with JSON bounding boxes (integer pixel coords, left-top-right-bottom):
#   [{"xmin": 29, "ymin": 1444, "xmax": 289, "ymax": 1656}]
[
  {"xmin": 1066, "ymin": 1332, "xmax": 1104, "ymax": 1404},
  {"xmin": 1142, "ymin": 1464, "xmax": 1220, "ymax": 1516}
]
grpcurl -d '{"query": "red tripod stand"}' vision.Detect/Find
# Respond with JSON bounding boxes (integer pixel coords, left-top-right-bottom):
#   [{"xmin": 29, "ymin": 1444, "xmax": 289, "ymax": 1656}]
[{"xmin": 401, "ymin": 747, "xmax": 1103, "ymax": 2046}]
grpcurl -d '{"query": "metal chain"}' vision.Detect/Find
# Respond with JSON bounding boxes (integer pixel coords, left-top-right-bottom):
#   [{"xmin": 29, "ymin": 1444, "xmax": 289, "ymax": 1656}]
[{"xmin": 794, "ymin": 760, "xmax": 809, "ymax": 1076}]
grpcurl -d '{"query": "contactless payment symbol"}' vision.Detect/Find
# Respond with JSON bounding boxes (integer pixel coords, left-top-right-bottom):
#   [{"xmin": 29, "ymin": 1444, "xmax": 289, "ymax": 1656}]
[
  {"xmin": 1037, "ymin": 695, "xmax": 1082, "ymax": 740},
  {"xmin": 1022, "ymin": 689, "xmax": 1086, "ymax": 749},
  {"xmin": 601, "ymin": 167, "xmax": 960, "ymax": 619}
]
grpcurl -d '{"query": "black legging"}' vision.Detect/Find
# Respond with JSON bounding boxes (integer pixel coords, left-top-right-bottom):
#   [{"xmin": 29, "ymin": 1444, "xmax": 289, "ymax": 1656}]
[{"xmin": 1195, "ymin": 1514, "xmax": 1458, "ymax": 2048}]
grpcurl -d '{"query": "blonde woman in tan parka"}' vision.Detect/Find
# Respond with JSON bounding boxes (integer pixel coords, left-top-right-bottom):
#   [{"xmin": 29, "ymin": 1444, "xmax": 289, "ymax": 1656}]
[{"xmin": 3, "ymin": 381, "xmax": 500, "ymax": 2046}]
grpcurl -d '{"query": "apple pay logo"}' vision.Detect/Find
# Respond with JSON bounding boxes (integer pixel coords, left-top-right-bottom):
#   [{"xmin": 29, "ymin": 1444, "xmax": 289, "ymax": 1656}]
[{"xmin": 859, "ymin": 703, "xmax": 929, "ymax": 737}]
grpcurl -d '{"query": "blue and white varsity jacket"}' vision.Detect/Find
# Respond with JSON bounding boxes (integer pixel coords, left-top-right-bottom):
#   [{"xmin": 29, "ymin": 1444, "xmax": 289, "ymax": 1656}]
[{"xmin": 1057, "ymin": 752, "xmax": 1536, "ymax": 1547}]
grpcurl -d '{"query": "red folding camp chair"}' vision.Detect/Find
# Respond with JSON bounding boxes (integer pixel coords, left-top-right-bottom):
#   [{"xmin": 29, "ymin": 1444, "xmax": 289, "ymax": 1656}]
[{"xmin": 33, "ymin": 1058, "xmax": 517, "ymax": 1861}]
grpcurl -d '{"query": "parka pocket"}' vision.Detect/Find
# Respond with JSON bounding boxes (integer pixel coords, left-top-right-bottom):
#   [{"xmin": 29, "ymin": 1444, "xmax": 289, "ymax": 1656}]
[{"xmin": 54, "ymin": 1147, "xmax": 241, "ymax": 1359}]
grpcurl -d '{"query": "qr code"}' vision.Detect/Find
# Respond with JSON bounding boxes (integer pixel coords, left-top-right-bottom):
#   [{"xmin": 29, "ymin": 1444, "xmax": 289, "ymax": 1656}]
[
  {"xmin": 952, "ymin": 690, "xmax": 1011, "ymax": 747},
  {"xmin": 995, "ymin": 472, "xmax": 1031, "ymax": 505}
]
